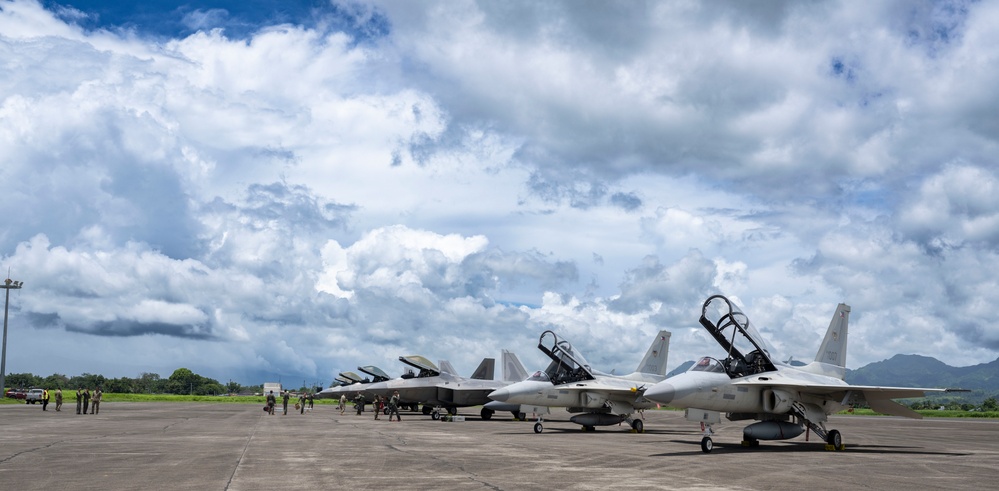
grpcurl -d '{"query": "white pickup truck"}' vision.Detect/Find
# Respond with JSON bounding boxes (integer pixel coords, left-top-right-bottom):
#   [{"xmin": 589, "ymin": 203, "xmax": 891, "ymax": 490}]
[{"xmin": 25, "ymin": 388, "xmax": 44, "ymax": 404}]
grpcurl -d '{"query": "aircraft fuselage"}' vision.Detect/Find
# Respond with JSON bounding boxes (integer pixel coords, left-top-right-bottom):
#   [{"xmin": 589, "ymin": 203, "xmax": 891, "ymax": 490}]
[
  {"xmin": 646, "ymin": 362, "xmax": 851, "ymax": 420},
  {"xmin": 491, "ymin": 378, "xmax": 657, "ymax": 413}
]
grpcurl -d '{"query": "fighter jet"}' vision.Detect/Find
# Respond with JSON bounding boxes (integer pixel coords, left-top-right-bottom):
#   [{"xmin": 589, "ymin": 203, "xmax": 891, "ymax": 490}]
[
  {"xmin": 488, "ymin": 329, "xmax": 672, "ymax": 433},
  {"xmin": 365, "ymin": 350, "xmax": 528, "ymax": 420},
  {"xmin": 314, "ymin": 368, "xmax": 385, "ymax": 404},
  {"xmin": 644, "ymin": 294, "xmax": 961, "ymax": 453}
]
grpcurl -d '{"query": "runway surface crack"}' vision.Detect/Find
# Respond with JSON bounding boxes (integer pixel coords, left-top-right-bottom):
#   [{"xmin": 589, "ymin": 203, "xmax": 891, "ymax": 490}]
[
  {"xmin": 0, "ymin": 439, "xmax": 68, "ymax": 465},
  {"xmin": 223, "ymin": 413, "xmax": 261, "ymax": 490}
]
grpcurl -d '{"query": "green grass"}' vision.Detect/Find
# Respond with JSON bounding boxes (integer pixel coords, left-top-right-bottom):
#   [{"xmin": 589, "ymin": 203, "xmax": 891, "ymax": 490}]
[
  {"xmin": 840, "ymin": 407, "xmax": 999, "ymax": 418},
  {"xmin": 3, "ymin": 394, "xmax": 336, "ymax": 405}
]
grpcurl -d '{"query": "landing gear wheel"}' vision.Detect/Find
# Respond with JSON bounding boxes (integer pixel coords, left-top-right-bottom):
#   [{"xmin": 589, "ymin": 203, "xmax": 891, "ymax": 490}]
[
  {"xmin": 827, "ymin": 429, "xmax": 842, "ymax": 450},
  {"xmin": 534, "ymin": 422, "xmax": 543, "ymax": 433},
  {"xmin": 431, "ymin": 410, "xmax": 441, "ymax": 420},
  {"xmin": 422, "ymin": 405, "xmax": 432, "ymax": 415},
  {"xmin": 631, "ymin": 419, "xmax": 644, "ymax": 433},
  {"xmin": 701, "ymin": 437, "xmax": 714, "ymax": 453},
  {"xmin": 517, "ymin": 412, "xmax": 526, "ymax": 421},
  {"xmin": 583, "ymin": 425, "xmax": 596, "ymax": 432},
  {"xmin": 480, "ymin": 408, "xmax": 493, "ymax": 420},
  {"xmin": 447, "ymin": 407, "xmax": 457, "ymax": 415},
  {"xmin": 383, "ymin": 407, "xmax": 389, "ymax": 415}
]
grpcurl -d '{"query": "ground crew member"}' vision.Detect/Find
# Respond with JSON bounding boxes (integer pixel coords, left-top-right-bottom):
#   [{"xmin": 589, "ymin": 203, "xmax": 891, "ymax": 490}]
[
  {"xmin": 266, "ymin": 391, "xmax": 276, "ymax": 415},
  {"xmin": 388, "ymin": 391, "xmax": 401, "ymax": 422},
  {"xmin": 82, "ymin": 388, "xmax": 90, "ymax": 414},
  {"xmin": 91, "ymin": 387, "xmax": 102, "ymax": 414}
]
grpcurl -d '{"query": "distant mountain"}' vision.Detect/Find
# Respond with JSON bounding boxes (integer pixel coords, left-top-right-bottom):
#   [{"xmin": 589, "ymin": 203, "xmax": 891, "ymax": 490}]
[{"xmin": 846, "ymin": 354, "xmax": 999, "ymax": 391}]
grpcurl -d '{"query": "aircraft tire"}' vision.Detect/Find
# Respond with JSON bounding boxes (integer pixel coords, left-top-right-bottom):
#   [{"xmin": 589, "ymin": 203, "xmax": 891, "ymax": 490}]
[
  {"xmin": 534, "ymin": 422, "xmax": 543, "ymax": 433},
  {"xmin": 827, "ymin": 429, "xmax": 842, "ymax": 450},
  {"xmin": 701, "ymin": 437, "xmax": 713, "ymax": 453},
  {"xmin": 480, "ymin": 408, "xmax": 493, "ymax": 420},
  {"xmin": 447, "ymin": 406, "xmax": 457, "ymax": 415},
  {"xmin": 422, "ymin": 405, "xmax": 432, "ymax": 415},
  {"xmin": 431, "ymin": 410, "xmax": 440, "ymax": 420},
  {"xmin": 631, "ymin": 419, "xmax": 644, "ymax": 433}
]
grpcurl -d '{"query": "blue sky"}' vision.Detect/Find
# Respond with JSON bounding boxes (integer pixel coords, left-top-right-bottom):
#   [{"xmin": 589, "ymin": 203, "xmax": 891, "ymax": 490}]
[{"xmin": 2, "ymin": 0, "xmax": 998, "ymax": 386}]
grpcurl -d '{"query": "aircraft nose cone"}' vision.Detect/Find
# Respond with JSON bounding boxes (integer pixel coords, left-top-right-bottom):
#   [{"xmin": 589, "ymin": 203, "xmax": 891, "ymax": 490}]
[
  {"xmin": 644, "ymin": 382, "xmax": 675, "ymax": 404},
  {"xmin": 489, "ymin": 388, "xmax": 510, "ymax": 402}
]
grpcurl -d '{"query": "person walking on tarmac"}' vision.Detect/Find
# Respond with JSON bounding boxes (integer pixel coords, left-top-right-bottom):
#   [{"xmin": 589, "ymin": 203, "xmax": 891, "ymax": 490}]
[
  {"xmin": 265, "ymin": 390, "xmax": 276, "ymax": 415},
  {"xmin": 41, "ymin": 388, "xmax": 49, "ymax": 411},
  {"xmin": 299, "ymin": 392, "xmax": 307, "ymax": 414},
  {"xmin": 82, "ymin": 389, "xmax": 90, "ymax": 415},
  {"xmin": 75, "ymin": 388, "xmax": 83, "ymax": 414},
  {"xmin": 338, "ymin": 394, "xmax": 346, "ymax": 415},
  {"xmin": 55, "ymin": 388, "xmax": 63, "ymax": 412},
  {"xmin": 388, "ymin": 391, "xmax": 402, "ymax": 422},
  {"xmin": 282, "ymin": 391, "xmax": 290, "ymax": 415},
  {"xmin": 353, "ymin": 393, "xmax": 364, "ymax": 415}
]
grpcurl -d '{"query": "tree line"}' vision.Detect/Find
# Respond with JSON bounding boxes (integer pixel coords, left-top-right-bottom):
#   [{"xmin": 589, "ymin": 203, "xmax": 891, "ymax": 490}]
[{"xmin": 4, "ymin": 368, "xmax": 253, "ymax": 395}]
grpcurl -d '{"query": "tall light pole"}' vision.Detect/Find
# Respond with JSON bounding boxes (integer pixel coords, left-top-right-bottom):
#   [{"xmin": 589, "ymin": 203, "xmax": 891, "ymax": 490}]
[{"xmin": 1, "ymin": 276, "xmax": 24, "ymax": 395}]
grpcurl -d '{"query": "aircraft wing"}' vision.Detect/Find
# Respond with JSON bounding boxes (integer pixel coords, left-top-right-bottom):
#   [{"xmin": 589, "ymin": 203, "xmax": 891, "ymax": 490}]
[
  {"xmin": 732, "ymin": 379, "xmax": 956, "ymax": 419},
  {"xmin": 559, "ymin": 380, "xmax": 650, "ymax": 403}
]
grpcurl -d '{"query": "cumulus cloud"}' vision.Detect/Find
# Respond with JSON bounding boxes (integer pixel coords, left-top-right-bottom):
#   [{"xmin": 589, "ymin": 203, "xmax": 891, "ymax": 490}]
[
  {"xmin": 2, "ymin": 0, "xmax": 999, "ymax": 385},
  {"xmin": 899, "ymin": 164, "xmax": 999, "ymax": 249}
]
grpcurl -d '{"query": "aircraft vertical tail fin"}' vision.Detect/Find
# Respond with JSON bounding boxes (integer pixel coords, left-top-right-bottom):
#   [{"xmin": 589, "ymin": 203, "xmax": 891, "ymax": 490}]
[
  {"xmin": 635, "ymin": 330, "xmax": 671, "ymax": 376},
  {"xmin": 802, "ymin": 303, "xmax": 850, "ymax": 379},
  {"xmin": 501, "ymin": 350, "xmax": 529, "ymax": 382},
  {"xmin": 815, "ymin": 304, "xmax": 849, "ymax": 367},
  {"xmin": 470, "ymin": 358, "xmax": 495, "ymax": 380},
  {"xmin": 439, "ymin": 360, "xmax": 458, "ymax": 376}
]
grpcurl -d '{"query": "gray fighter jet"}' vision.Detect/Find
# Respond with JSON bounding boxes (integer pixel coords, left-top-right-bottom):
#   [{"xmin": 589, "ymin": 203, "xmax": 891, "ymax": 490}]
[
  {"xmin": 366, "ymin": 350, "xmax": 528, "ymax": 420},
  {"xmin": 644, "ymin": 294, "xmax": 963, "ymax": 452},
  {"xmin": 315, "ymin": 368, "xmax": 385, "ymax": 405},
  {"xmin": 488, "ymin": 329, "xmax": 671, "ymax": 433}
]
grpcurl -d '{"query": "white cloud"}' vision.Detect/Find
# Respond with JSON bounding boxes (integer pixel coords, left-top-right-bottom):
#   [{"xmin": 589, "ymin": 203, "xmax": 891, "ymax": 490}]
[{"xmin": 2, "ymin": 0, "xmax": 999, "ymax": 386}]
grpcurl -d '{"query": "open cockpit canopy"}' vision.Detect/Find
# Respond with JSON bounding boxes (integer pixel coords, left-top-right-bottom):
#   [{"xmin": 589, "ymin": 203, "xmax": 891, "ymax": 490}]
[
  {"xmin": 537, "ymin": 330, "xmax": 596, "ymax": 384},
  {"xmin": 337, "ymin": 371, "xmax": 365, "ymax": 384},
  {"xmin": 689, "ymin": 356, "xmax": 726, "ymax": 374},
  {"xmin": 357, "ymin": 365, "xmax": 391, "ymax": 383},
  {"xmin": 398, "ymin": 355, "xmax": 441, "ymax": 377},
  {"xmin": 699, "ymin": 295, "xmax": 779, "ymax": 377}
]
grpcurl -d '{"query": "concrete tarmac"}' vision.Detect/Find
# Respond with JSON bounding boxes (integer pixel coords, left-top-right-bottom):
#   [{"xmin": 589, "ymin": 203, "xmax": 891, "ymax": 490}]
[{"xmin": 1, "ymin": 402, "xmax": 997, "ymax": 490}]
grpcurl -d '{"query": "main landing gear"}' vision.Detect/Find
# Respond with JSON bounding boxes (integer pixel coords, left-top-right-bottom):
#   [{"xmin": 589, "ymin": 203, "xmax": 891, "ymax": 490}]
[
  {"xmin": 697, "ymin": 422, "xmax": 845, "ymax": 453},
  {"xmin": 825, "ymin": 429, "xmax": 843, "ymax": 450},
  {"xmin": 430, "ymin": 406, "xmax": 458, "ymax": 420},
  {"xmin": 630, "ymin": 418, "xmax": 644, "ymax": 433}
]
